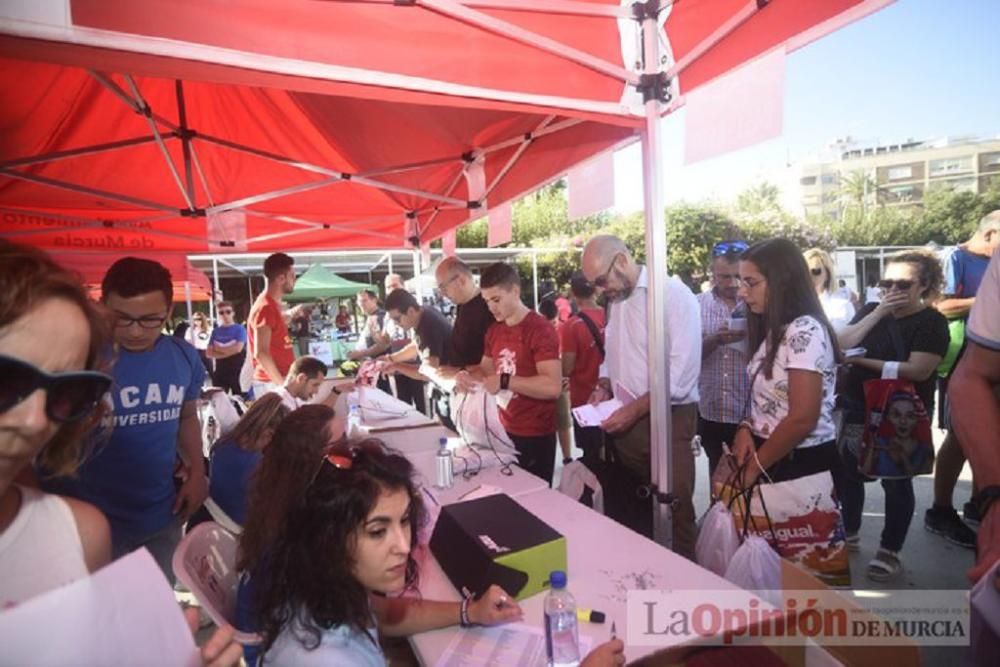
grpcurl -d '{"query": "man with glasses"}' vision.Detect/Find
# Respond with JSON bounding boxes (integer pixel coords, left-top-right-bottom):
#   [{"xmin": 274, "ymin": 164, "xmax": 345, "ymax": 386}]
[
  {"xmin": 207, "ymin": 300, "xmax": 247, "ymax": 395},
  {"xmin": 580, "ymin": 235, "xmax": 702, "ymax": 559},
  {"xmin": 248, "ymin": 252, "xmax": 298, "ymax": 397},
  {"xmin": 44, "ymin": 257, "xmax": 206, "ymax": 583},
  {"xmin": 435, "ymin": 257, "xmax": 494, "ymax": 371},
  {"xmin": 697, "ymin": 241, "xmax": 751, "ymax": 478}
]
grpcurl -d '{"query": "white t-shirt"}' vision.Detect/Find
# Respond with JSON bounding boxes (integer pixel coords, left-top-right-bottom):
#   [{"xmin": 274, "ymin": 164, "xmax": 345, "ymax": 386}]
[
  {"xmin": 264, "ymin": 618, "xmax": 385, "ymax": 666},
  {"xmin": 747, "ymin": 315, "xmax": 837, "ymax": 448},
  {"xmin": 819, "ymin": 291, "xmax": 855, "ymax": 332},
  {"xmin": 186, "ymin": 326, "xmax": 212, "ymax": 351},
  {"xmin": 0, "ymin": 486, "xmax": 89, "ymax": 609},
  {"xmin": 967, "ymin": 247, "xmax": 1000, "ymax": 350}
]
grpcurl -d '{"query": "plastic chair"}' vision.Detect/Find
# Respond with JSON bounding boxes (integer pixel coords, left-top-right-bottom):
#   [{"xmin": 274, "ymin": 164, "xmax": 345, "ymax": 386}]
[
  {"xmin": 172, "ymin": 522, "xmax": 260, "ymax": 645},
  {"xmin": 203, "ymin": 497, "xmax": 244, "ymax": 535}
]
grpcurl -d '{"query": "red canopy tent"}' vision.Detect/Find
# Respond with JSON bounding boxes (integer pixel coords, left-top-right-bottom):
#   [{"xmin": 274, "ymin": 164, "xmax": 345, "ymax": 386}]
[
  {"xmin": 0, "ymin": 0, "xmax": 892, "ymax": 558},
  {"xmin": 52, "ymin": 252, "xmax": 214, "ymax": 302}
]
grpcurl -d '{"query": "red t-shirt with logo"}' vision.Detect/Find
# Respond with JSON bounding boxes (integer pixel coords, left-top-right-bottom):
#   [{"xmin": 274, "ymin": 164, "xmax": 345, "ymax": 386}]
[
  {"xmin": 559, "ymin": 308, "xmax": 606, "ymax": 407},
  {"xmin": 484, "ymin": 311, "xmax": 560, "ymax": 437},
  {"xmin": 248, "ymin": 294, "xmax": 294, "ymax": 382}
]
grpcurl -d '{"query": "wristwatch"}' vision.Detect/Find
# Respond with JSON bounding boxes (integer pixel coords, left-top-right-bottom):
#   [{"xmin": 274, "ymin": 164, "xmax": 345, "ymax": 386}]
[
  {"xmin": 974, "ymin": 486, "xmax": 1000, "ymax": 522},
  {"xmin": 500, "ymin": 372, "xmax": 511, "ymax": 391}
]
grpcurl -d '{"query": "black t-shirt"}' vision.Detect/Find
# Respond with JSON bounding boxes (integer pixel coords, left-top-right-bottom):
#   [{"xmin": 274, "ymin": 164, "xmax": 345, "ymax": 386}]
[
  {"xmin": 843, "ymin": 303, "xmax": 950, "ymax": 413},
  {"xmin": 414, "ymin": 306, "xmax": 453, "ymax": 366},
  {"xmin": 450, "ymin": 293, "xmax": 494, "ymax": 367}
]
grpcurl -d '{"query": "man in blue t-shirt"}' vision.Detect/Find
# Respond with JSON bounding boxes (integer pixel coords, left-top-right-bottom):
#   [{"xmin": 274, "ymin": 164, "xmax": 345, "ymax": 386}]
[
  {"xmin": 45, "ymin": 258, "xmax": 207, "ymax": 582},
  {"xmin": 208, "ymin": 300, "xmax": 247, "ymax": 394},
  {"xmin": 927, "ymin": 210, "xmax": 1000, "ymax": 546}
]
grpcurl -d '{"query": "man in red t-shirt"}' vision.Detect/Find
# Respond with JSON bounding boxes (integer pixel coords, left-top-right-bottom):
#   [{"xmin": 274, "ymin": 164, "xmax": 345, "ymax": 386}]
[
  {"xmin": 560, "ymin": 273, "xmax": 606, "ymax": 467},
  {"xmin": 455, "ymin": 262, "xmax": 562, "ymax": 485},
  {"xmin": 248, "ymin": 253, "xmax": 299, "ymax": 395}
]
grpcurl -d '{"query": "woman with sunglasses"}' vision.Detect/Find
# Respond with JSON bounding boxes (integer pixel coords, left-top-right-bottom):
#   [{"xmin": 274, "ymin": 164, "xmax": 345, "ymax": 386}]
[
  {"xmin": 0, "ymin": 241, "xmax": 114, "ymax": 607},
  {"xmin": 731, "ymin": 239, "xmax": 842, "ymax": 487},
  {"xmin": 804, "ymin": 248, "xmax": 855, "ymax": 331},
  {"xmin": 835, "ymin": 249, "xmax": 949, "ymax": 581},
  {"xmin": 238, "ymin": 405, "xmax": 625, "ymax": 666}
]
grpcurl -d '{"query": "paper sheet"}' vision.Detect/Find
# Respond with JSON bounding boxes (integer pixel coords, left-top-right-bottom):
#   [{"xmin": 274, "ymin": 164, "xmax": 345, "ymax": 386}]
[
  {"xmin": 572, "ymin": 399, "xmax": 623, "ymax": 427},
  {"xmin": 0, "ymin": 549, "xmax": 199, "ymax": 666},
  {"xmin": 436, "ymin": 623, "xmax": 591, "ymax": 667}
]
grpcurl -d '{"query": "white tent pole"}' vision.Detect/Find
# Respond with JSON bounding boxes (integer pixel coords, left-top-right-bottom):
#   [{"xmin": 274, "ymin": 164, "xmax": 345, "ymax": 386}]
[
  {"xmin": 412, "ymin": 249, "xmax": 424, "ymax": 302},
  {"xmin": 0, "ymin": 168, "xmax": 178, "ymax": 213},
  {"xmin": 388, "ymin": 253, "xmax": 394, "ymax": 277},
  {"xmin": 184, "ymin": 280, "xmax": 193, "ymax": 325},
  {"xmin": 212, "ymin": 258, "xmax": 221, "ymax": 315},
  {"xmin": 1, "ymin": 134, "xmax": 167, "ymax": 169},
  {"xmin": 639, "ymin": 10, "xmax": 673, "ymax": 549},
  {"xmin": 532, "ymin": 252, "xmax": 539, "ymax": 309},
  {"xmin": 458, "ymin": 0, "xmax": 626, "ymax": 18}
]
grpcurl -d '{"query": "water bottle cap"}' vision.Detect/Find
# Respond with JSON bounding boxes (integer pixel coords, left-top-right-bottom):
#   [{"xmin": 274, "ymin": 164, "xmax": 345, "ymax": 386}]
[
  {"xmin": 439, "ymin": 437, "xmax": 448, "ymax": 447},
  {"xmin": 549, "ymin": 570, "xmax": 567, "ymax": 589}
]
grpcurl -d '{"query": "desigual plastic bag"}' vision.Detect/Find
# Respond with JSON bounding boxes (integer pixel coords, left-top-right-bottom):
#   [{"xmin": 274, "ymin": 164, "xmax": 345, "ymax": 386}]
[{"xmin": 696, "ymin": 502, "xmax": 741, "ymax": 577}]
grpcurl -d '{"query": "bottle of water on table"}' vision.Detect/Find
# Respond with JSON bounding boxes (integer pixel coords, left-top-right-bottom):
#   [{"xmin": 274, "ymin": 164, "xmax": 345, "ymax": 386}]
[
  {"xmin": 544, "ymin": 570, "xmax": 580, "ymax": 667},
  {"xmin": 435, "ymin": 437, "xmax": 453, "ymax": 489},
  {"xmin": 347, "ymin": 391, "xmax": 361, "ymax": 440}
]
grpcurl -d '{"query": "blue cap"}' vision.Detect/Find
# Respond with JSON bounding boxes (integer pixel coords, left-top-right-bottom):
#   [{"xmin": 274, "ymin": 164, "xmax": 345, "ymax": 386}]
[{"xmin": 550, "ymin": 571, "xmax": 567, "ymax": 589}]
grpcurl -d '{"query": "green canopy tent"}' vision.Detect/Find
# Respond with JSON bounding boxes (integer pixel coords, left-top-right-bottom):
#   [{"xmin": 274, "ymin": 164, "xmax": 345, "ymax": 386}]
[{"xmin": 286, "ymin": 264, "xmax": 375, "ymax": 302}]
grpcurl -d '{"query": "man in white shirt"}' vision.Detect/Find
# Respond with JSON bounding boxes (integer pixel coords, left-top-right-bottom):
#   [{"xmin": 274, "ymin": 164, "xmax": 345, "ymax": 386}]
[
  {"xmin": 581, "ymin": 235, "xmax": 702, "ymax": 559},
  {"xmin": 271, "ymin": 356, "xmax": 329, "ymax": 411}
]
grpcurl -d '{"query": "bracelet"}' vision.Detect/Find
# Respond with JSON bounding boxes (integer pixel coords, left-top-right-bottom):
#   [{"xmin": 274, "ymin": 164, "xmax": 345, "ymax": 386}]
[
  {"xmin": 500, "ymin": 372, "xmax": 511, "ymax": 391},
  {"xmin": 460, "ymin": 597, "xmax": 474, "ymax": 627}
]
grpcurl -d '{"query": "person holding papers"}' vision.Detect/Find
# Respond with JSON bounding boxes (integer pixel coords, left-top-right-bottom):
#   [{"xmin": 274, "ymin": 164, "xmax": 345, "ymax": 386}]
[
  {"xmin": 561, "ymin": 273, "xmax": 606, "ymax": 468},
  {"xmin": 580, "ymin": 235, "xmax": 702, "ymax": 558},
  {"xmin": 455, "ymin": 263, "xmax": 562, "ymax": 485}
]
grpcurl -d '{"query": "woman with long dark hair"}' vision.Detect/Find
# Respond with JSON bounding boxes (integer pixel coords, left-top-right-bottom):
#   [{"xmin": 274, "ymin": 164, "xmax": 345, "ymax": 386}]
[
  {"xmin": 237, "ymin": 405, "xmax": 625, "ymax": 666},
  {"xmin": 731, "ymin": 238, "xmax": 843, "ymax": 486},
  {"xmin": 836, "ymin": 249, "xmax": 950, "ymax": 580}
]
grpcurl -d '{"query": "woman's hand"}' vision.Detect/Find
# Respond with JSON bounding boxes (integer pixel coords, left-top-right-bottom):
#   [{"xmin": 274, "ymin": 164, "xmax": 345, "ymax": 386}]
[
  {"xmin": 873, "ymin": 291, "xmax": 909, "ymax": 318},
  {"xmin": 468, "ymin": 586, "xmax": 524, "ymax": 626},
  {"xmin": 580, "ymin": 638, "xmax": 626, "ymax": 667},
  {"xmin": 731, "ymin": 425, "xmax": 754, "ymax": 466},
  {"xmin": 454, "ymin": 369, "xmax": 479, "ymax": 394},
  {"xmin": 183, "ymin": 608, "xmax": 243, "ymax": 667}
]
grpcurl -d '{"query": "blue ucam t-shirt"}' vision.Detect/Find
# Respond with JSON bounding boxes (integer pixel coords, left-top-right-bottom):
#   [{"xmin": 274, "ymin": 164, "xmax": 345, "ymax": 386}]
[
  {"xmin": 208, "ymin": 439, "xmax": 261, "ymax": 526},
  {"xmin": 47, "ymin": 336, "xmax": 205, "ymax": 548}
]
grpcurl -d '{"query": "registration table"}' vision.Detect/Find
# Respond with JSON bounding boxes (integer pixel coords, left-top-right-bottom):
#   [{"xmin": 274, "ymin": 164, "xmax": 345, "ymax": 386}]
[{"xmin": 406, "ymin": 487, "xmax": 827, "ymax": 666}]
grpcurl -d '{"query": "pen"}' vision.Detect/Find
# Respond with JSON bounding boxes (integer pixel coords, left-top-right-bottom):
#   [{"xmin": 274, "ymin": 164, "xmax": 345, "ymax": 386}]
[
  {"xmin": 611, "ymin": 620, "xmax": 617, "ymax": 640},
  {"xmin": 421, "ymin": 486, "xmax": 440, "ymax": 507},
  {"xmin": 457, "ymin": 484, "xmax": 482, "ymax": 500}
]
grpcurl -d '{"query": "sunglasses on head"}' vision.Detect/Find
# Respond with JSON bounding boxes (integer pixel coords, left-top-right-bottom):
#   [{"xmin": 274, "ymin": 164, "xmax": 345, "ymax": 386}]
[
  {"xmin": 810, "ymin": 267, "xmax": 825, "ymax": 276},
  {"xmin": 0, "ymin": 355, "xmax": 112, "ymax": 423},
  {"xmin": 312, "ymin": 439, "xmax": 389, "ymax": 484},
  {"xmin": 712, "ymin": 241, "xmax": 749, "ymax": 257},
  {"xmin": 878, "ymin": 279, "xmax": 915, "ymax": 291}
]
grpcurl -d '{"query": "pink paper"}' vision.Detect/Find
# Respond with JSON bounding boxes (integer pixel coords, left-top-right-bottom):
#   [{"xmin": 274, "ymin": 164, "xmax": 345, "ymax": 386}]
[
  {"xmin": 487, "ymin": 201, "xmax": 513, "ymax": 247},
  {"xmin": 684, "ymin": 48, "xmax": 786, "ymax": 164},
  {"xmin": 568, "ymin": 150, "xmax": 615, "ymax": 220}
]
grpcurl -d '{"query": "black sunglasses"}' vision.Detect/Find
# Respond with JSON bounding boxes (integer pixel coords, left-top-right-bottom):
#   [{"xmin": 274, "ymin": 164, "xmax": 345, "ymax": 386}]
[
  {"xmin": 878, "ymin": 279, "xmax": 915, "ymax": 291},
  {"xmin": 0, "ymin": 355, "xmax": 112, "ymax": 423},
  {"xmin": 810, "ymin": 267, "xmax": 825, "ymax": 276},
  {"xmin": 712, "ymin": 240, "xmax": 748, "ymax": 257}
]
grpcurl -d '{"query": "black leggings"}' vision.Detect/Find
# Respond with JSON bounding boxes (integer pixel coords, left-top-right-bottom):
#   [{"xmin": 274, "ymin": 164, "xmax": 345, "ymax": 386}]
[
  {"xmin": 753, "ymin": 435, "xmax": 842, "ymax": 487},
  {"xmin": 508, "ymin": 432, "xmax": 557, "ymax": 486}
]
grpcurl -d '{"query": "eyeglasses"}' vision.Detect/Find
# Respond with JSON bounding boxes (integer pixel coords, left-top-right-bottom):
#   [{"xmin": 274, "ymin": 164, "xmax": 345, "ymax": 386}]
[
  {"xmin": 810, "ymin": 267, "xmax": 825, "ymax": 276},
  {"xmin": 878, "ymin": 279, "xmax": 915, "ymax": 291},
  {"xmin": 741, "ymin": 277, "xmax": 766, "ymax": 290},
  {"xmin": 438, "ymin": 273, "xmax": 461, "ymax": 291},
  {"xmin": 593, "ymin": 254, "xmax": 620, "ymax": 288},
  {"xmin": 712, "ymin": 241, "xmax": 748, "ymax": 257},
  {"xmin": 114, "ymin": 313, "xmax": 168, "ymax": 329},
  {"xmin": 218, "ymin": 309, "xmax": 233, "ymax": 315},
  {"xmin": 0, "ymin": 355, "xmax": 112, "ymax": 423}
]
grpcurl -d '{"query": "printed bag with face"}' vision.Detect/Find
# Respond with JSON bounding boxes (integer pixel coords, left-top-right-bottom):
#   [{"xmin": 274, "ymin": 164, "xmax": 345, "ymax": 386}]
[{"xmin": 859, "ymin": 378, "xmax": 934, "ymax": 480}]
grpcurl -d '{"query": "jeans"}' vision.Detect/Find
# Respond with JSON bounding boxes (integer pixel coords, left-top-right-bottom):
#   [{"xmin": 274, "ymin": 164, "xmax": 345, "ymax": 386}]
[
  {"xmin": 112, "ymin": 516, "xmax": 185, "ymax": 586},
  {"xmin": 834, "ymin": 448, "xmax": 915, "ymax": 552},
  {"xmin": 697, "ymin": 416, "xmax": 739, "ymax": 480}
]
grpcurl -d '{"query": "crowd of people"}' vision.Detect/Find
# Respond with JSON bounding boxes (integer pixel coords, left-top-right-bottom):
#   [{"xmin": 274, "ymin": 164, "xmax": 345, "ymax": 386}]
[{"xmin": 1, "ymin": 207, "xmax": 998, "ymax": 664}]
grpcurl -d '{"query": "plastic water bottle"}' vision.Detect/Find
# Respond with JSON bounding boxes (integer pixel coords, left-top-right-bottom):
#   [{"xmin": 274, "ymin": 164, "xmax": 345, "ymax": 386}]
[
  {"xmin": 544, "ymin": 571, "xmax": 580, "ymax": 667},
  {"xmin": 435, "ymin": 437, "xmax": 453, "ymax": 489},
  {"xmin": 346, "ymin": 392, "xmax": 361, "ymax": 439}
]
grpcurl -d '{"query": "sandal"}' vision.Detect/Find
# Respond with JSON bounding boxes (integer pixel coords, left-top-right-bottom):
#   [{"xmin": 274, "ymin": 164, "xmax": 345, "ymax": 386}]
[
  {"xmin": 867, "ymin": 548, "xmax": 902, "ymax": 582},
  {"xmin": 845, "ymin": 533, "xmax": 860, "ymax": 553}
]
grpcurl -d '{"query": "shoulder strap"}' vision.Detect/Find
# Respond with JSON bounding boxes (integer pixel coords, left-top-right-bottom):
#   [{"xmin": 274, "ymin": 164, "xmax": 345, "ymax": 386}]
[{"xmin": 576, "ymin": 311, "xmax": 605, "ymax": 360}]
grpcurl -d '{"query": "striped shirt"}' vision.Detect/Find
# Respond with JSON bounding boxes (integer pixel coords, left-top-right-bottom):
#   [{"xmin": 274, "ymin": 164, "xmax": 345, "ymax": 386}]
[{"xmin": 697, "ymin": 289, "xmax": 750, "ymax": 424}]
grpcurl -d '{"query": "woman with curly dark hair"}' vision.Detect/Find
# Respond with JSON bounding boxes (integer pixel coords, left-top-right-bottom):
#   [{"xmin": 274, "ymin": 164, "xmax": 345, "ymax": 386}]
[
  {"xmin": 731, "ymin": 238, "xmax": 843, "ymax": 486},
  {"xmin": 836, "ymin": 249, "xmax": 950, "ymax": 581},
  {"xmin": 237, "ymin": 405, "xmax": 523, "ymax": 665}
]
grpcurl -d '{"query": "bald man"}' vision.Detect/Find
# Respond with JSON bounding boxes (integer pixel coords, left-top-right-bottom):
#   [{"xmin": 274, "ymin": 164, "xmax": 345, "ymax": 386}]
[
  {"xmin": 581, "ymin": 234, "xmax": 702, "ymax": 559},
  {"xmin": 435, "ymin": 257, "xmax": 494, "ymax": 371}
]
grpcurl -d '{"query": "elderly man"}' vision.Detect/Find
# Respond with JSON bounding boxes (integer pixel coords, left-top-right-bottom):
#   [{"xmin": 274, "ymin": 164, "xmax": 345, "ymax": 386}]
[
  {"xmin": 697, "ymin": 241, "xmax": 751, "ymax": 478},
  {"xmin": 581, "ymin": 235, "xmax": 701, "ymax": 559},
  {"xmin": 435, "ymin": 257, "xmax": 495, "ymax": 372}
]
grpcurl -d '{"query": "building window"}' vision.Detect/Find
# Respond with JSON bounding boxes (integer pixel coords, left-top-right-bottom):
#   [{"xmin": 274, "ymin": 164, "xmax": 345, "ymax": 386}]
[
  {"xmin": 800, "ymin": 176, "xmax": 817, "ymax": 186},
  {"xmin": 929, "ymin": 177, "xmax": 977, "ymax": 194},
  {"xmin": 981, "ymin": 152, "xmax": 1000, "ymax": 173},
  {"xmin": 887, "ymin": 166, "xmax": 913, "ymax": 181},
  {"xmin": 821, "ymin": 173, "xmax": 838, "ymax": 185},
  {"xmin": 883, "ymin": 184, "xmax": 922, "ymax": 203},
  {"xmin": 929, "ymin": 156, "xmax": 972, "ymax": 177}
]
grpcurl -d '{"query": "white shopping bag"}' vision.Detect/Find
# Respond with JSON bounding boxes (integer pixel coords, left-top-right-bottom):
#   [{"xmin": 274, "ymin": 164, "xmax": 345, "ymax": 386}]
[
  {"xmin": 451, "ymin": 388, "xmax": 515, "ymax": 451},
  {"xmin": 695, "ymin": 501, "xmax": 741, "ymax": 577},
  {"xmin": 724, "ymin": 536, "xmax": 781, "ymax": 606},
  {"xmin": 558, "ymin": 460, "xmax": 604, "ymax": 514}
]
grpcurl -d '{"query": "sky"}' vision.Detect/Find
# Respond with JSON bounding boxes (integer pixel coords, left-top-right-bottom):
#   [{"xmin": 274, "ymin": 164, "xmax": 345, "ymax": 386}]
[{"xmin": 612, "ymin": 0, "xmax": 1000, "ymax": 213}]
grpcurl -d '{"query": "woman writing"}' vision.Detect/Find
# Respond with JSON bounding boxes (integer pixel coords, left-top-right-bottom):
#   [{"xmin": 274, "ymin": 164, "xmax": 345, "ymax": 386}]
[
  {"xmin": 835, "ymin": 249, "xmax": 949, "ymax": 581},
  {"xmin": 238, "ymin": 405, "xmax": 624, "ymax": 665},
  {"xmin": 732, "ymin": 239, "xmax": 842, "ymax": 486}
]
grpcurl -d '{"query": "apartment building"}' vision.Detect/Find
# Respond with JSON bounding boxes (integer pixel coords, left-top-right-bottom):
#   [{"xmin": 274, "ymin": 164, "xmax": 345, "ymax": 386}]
[{"xmin": 799, "ymin": 137, "xmax": 1000, "ymax": 219}]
